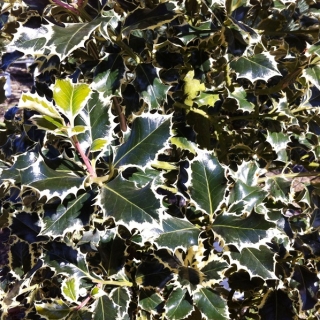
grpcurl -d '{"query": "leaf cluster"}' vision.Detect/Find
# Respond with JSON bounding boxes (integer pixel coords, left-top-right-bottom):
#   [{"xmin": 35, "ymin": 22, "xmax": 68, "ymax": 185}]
[{"xmin": 1, "ymin": 0, "xmax": 320, "ymax": 319}]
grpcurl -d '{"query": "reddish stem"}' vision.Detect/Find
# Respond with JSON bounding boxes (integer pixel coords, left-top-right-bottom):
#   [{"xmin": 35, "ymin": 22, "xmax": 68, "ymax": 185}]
[{"xmin": 72, "ymin": 135, "xmax": 96, "ymax": 177}]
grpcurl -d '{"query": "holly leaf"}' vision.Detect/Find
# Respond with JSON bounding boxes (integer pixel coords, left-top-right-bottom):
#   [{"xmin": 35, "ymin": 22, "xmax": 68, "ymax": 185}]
[
  {"xmin": 93, "ymin": 294, "xmax": 119, "ymax": 320},
  {"xmin": 303, "ymin": 65, "xmax": 320, "ymax": 90},
  {"xmin": 123, "ymin": 2, "xmax": 179, "ymax": 36},
  {"xmin": 98, "ymin": 230, "xmax": 126, "ymax": 276},
  {"xmin": 92, "ymin": 53, "xmax": 125, "ymax": 97},
  {"xmin": 43, "ymin": 241, "xmax": 91, "ymax": 279},
  {"xmin": 19, "ymin": 92, "xmax": 63, "ymax": 121},
  {"xmin": 133, "ymin": 63, "xmax": 169, "ymax": 110},
  {"xmin": 189, "ymin": 150, "xmax": 227, "ymax": 214},
  {"xmin": 194, "ymin": 288, "xmax": 229, "ymax": 320},
  {"xmin": 41, "ymin": 191, "xmax": 95, "ymax": 237},
  {"xmin": 155, "ymin": 215, "xmax": 201, "ymax": 251},
  {"xmin": 10, "ymin": 212, "xmax": 47, "ymax": 243},
  {"xmin": 35, "ymin": 300, "xmax": 70, "ymax": 320},
  {"xmin": 75, "ymin": 92, "xmax": 114, "ymax": 155},
  {"xmin": 170, "ymin": 137, "xmax": 197, "ymax": 155},
  {"xmin": 136, "ymin": 260, "xmax": 173, "ymax": 289},
  {"xmin": 228, "ymin": 87, "xmax": 255, "ymax": 112},
  {"xmin": 183, "ymin": 70, "xmax": 206, "ymax": 107},
  {"xmin": 165, "ymin": 288, "xmax": 193, "ymax": 320},
  {"xmin": 292, "ymin": 265, "xmax": 319, "ymax": 310},
  {"xmin": 114, "ymin": 113, "xmax": 171, "ymax": 168},
  {"xmin": 229, "ymin": 180, "xmax": 267, "ymax": 214},
  {"xmin": 139, "ymin": 289, "xmax": 163, "ymax": 314},
  {"xmin": 201, "ymin": 257, "xmax": 229, "ymax": 286},
  {"xmin": 110, "ymin": 287, "xmax": 131, "ymax": 319},
  {"xmin": 9, "ymin": 240, "xmax": 31, "ymax": 277},
  {"xmin": 266, "ymin": 131, "xmax": 290, "ymax": 162},
  {"xmin": 212, "ymin": 212, "xmax": 276, "ymax": 251},
  {"xmin": 228, "ymin": 245, "xmax": 276, "ymax": 279},
  {"xmin": 264, "ymin": 176, "xmax": 291, "ymax": 203},
  {"xmin": 230, "ymin": 53, "xmax": 281, "ymax": 82},
  {"xmin": 20, "ymin": 156, "xmax": 85, "ymax": 201},
  {"xmin": 259, "ymin": 289, "xmax": 295, "ymax": 320},
  {"xmin": 9, "ymin": 23, "xmax": 48, "ymax": 55},
  {"xmin": 98, "ymin": 175, "xmax": 161, "ymax": 232},
  {"xmin": 46, "ymin": 19, "xmax": 102, "ymax": 59},
  {"xmin": 61, "ymin": 277, "xmax": 80, "ymax": 303},
  {"xmin": 53, "ymin": 79, "xmax": 91, "ymax": 127}
]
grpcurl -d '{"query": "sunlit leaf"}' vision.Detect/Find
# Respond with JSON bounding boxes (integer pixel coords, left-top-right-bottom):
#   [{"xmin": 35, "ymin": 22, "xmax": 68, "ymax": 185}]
[
  {"xmin": 230, "ymin": 53, "xmax": 281, "ymax": 82},
  {"xmin": 46, "ymin": 19, "xmax": 102, "ymax": 59},
  {"xmin": 228, "ymin": 245, "xmax": 276, "ymax": 279},
  {"xmin": 189, "ymin": 150, "xmax": 227, "ymax": 214},
  {"xmin": 20, "ymin": 157, "xmax": 85, "ymax": 201},
  {"xmin": 99, "ymin": 175, "xmax": 161, "ymax": 231},
  {"xmin": 53, "ymin": 79, "xmax": 91, "ymax": 126},
  {"xmin": 165, "ymin": 288, "xmax": 193, "ymax": 320},
  {"xmin": 155, "ymin": 215, "xmax": 201, "ymax": 251},
  {"xmin": 41, "ymin": 191, "xmax": 95, "ymax": 237},
  {"xmin": 35, "ymin": 300, "xmax": 70, "ymax": 320},
  {"xmin": 228, "ymin": 87, "xmax": 255, "ymax": 112},
  {"xmin": 266, "ymin": 131, "xmax": 290, "ymax": 162},
  {"xmin": 114, "ymin": 113, "xmax": 171, "ymax": 168},
  {"xmin": 61, "ymin": 277, "xmax": 79, "ymax": 303}
]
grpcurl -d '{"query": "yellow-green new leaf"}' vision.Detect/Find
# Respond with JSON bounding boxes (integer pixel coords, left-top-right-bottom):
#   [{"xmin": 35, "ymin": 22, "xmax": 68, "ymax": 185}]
[
  {"xmin": 53, "ymin": 79, "xmax": 91, "ymax": 126},
  {"xmin": 61, "ymin": 277, "xmax": 80, "ymax": 303},
  {"xmin": 19, "ymin": 92, "xmax": 63, "ymax": 120}
]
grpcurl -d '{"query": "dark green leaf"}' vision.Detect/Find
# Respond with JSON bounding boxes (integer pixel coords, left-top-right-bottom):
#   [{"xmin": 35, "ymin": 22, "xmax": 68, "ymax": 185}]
[
  {"xmin": 9, "ymin": 240, "xmax": 31, "ymax": 277},
  {"xmin": 139, "ymin": 289, "xmax": 163, "ymax": 314},
  {"xmin": 292, "ymin": 265, "xmax": 318, "ymax": 310},
  {"xmin": 20, "ymin": 156, "xmax": 85, "ymax": 200},
  {"xmin": 228, "ymin": 245, "xmax": 276, "ymax": 279},
  {"xmin": 92, "ymin": 53, "xmax": 125, "ymax": 96},
  {"xmin": 133, "ymin": 63, "xmax": 169, "ymax": 110},
  {"xmin": 212, "ymin": 212, "xmax": 276, "ymax": 250},
  {"xmin": 194, "ymin": 288, "xmax": 229, "ymax": 320},
  {"xmin": 42, "ymin": 191, "xmax": 95, "ymax": 237},
  {"xmin": 98, "ymin": 230, "xmax": 126, "ymax": 276},
  {"xmin": 46, "ymin": 19, "xmax": 102, "ymax": 59},
  {"xmin": 230, "ymin": 53, "xmax": 281, "ymax": 82},
  {"xmin": 155, "ymin": 215, "xmax": 201, "ymax": 251},
  {"xmin": 110, "ymin": 287, "xmax": 130, "ymax": 319},
  {"xmin": 43, "ymin": 242, "xmax": 91, "ymax": 279},
  {"xmin": 99, "ymin": 175, "xmax": 161, "ymax": 231},
  {"xmin": 190, "ymin": 151, "xmax": 227, "ymax": 214},
  {"xmin": 136, "ymin": 260, "xmax": 173, "ymax": 288},
  {"xmin": 93, "ymin": 294, "xmax": 118, "ymax": 320},
  {"xmin": 123, "ymin": 3, "xmax": 178, "ymax": 36},
  {"xmin": 165, "ymin": 288, "xmax": 193, "ymax": 320},
  {"xmin": 10, "ymin": 212, "xmax": 47, "ymax": 243},
  {"xmin": 259, "ymin": 289, "xmax": 295, "ymax": 320},
  {"xmin": 114, "ymin": 113, "xmax": 171, "ymax": 168}
]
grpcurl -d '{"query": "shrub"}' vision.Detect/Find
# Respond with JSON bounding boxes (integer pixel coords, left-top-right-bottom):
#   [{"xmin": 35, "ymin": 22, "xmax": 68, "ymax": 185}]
[{"xmin": 1, "ymin": 0, "xmax": 320, "ymax": 319}]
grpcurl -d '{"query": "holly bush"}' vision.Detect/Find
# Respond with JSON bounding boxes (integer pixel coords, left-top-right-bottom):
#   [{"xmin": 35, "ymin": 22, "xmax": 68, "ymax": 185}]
[{"xmin": 1, "ymin": 0, "xmax": 320, "ymax": 319}]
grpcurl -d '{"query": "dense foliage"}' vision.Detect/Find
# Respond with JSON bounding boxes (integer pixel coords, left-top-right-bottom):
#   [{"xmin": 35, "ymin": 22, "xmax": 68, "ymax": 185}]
[{"xmin": 1, "ymin": 0, "xmax": 320, "ymax": 319}]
